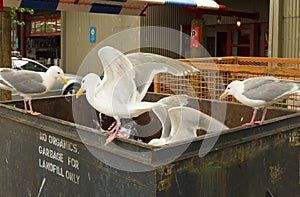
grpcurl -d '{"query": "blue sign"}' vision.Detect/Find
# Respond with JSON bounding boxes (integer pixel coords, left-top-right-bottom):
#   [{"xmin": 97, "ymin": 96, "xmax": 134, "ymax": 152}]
[
  {"xmin": 15, "ymin": 37, "xmax": 19, "ymax": 49},
  {"xmin": 90, "ymin": 27, "xmax": 96, "ymax": 43}
]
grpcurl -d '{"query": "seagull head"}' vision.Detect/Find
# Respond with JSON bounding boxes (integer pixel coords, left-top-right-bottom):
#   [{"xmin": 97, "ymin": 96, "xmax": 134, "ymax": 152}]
[
  {"xmin": 47, "ymin": 66, "xmax": 68, "ymax": 85},
  {"xmin": 76, "ymin": 73, "xmax": 100, "ymax": 99},
  {"xmin": 219, "ymin": 80, "xmax": 242, "ymax": 100}
]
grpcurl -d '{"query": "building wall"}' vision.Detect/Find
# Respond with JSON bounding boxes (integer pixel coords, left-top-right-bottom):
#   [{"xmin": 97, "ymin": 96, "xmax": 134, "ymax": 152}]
[
  {"xmin": 61, "ymin": 0, "xmax": 274, "ymax": 70},
  {"xmin": 141, "ymin": 0, "xmax": 269, "ymax": 57},
  {"xmin": 62, "ymin": 11, "xmax": 140, "ymax": 74}
]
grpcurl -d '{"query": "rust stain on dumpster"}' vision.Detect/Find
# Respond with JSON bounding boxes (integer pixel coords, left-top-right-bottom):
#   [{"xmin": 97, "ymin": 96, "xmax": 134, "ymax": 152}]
[
  {"xmin": 269, "ymin": 164, "xmax": 283, "ymax": 184},
  {"xmin": 299, "ymin": 154, "xmax": 300, "ymax": 186},
  {"xmin": 288, "ymin": 130, "xmax": 300, "ymax": 146},
  {"xmin": 157, "ymin": 177, "xmax": 172, "ymax": 191},
  {"xmin": 237, "ymin": 151, "xmax": 245, "ymax": 168},
  {"xmin": 157, "ymin": 164, "xmax": 174, "ymax": 191}
]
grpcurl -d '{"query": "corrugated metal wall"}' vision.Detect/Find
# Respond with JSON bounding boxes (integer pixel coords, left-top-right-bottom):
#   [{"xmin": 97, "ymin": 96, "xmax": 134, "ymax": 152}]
[
  {"xmin": 269, "ymin": 0, "xmax": 300, "ymax": 58},
  {"xmin": 62, "ymin": 12, "xmax": 140, "ymax": 74},
  {"xmin": 141, "ymin": 5, "xmax": 194, "ymax": 58},
  {"xmin": 281, "ymin": 0, "xmax": 300, "ymax": 58}
]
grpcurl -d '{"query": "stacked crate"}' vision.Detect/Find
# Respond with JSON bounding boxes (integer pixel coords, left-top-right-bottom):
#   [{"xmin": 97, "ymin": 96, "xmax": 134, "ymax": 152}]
[{"xmin": 154, "ymin": 57, "xmax": 300, "ymax": 110}]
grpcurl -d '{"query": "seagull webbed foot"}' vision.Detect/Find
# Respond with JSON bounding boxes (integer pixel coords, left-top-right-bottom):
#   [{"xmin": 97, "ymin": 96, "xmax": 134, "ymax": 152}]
[
  {"xmin": 105, "ymin": 132, "xmax": 118, "ymax": 145},
  {"xmin": 242, "ymin": 122, "xmax": 255, "ymax": 126},
  {"xmin": 27, "ymin": 111, "xmax": 41, "ymax": 116},
  {"xmin": 254, "ymin": 120, "xmax": 264, "ymax": 125}
]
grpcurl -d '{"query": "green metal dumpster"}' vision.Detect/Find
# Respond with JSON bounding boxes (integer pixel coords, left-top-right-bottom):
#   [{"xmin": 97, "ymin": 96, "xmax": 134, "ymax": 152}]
[{"xmin": 0, "ymin": 93, "xmax": 299, "ymax": 196}]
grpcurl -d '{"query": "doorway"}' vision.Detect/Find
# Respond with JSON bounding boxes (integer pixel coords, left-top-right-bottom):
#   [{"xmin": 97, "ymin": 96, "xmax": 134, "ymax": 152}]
[
  {"xmin": 226, "ymin": 24, "xmax": 258, "ymax": 56},
  {"xmin": 216, "ymin": 32, "xmax": 227, "ymax": 56}
]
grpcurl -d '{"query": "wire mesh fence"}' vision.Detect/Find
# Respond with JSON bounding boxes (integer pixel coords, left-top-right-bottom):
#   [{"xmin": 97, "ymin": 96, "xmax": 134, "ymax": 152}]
[{"xmin": 154, "ymin": 56, "xmax": 300, "ymax": 110}]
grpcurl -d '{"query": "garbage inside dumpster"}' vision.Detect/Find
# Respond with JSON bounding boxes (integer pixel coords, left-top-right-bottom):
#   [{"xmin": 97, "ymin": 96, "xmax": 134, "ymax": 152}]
[{"xmin": 0, "ymin": 93, "xmax": 299, "ymax": 196}]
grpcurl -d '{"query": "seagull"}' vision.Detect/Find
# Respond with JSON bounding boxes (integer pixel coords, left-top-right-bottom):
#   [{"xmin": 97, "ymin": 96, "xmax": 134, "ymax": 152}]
[
  {"xmin": 0, "ymin": 66, "xmax": 68, "ymax": 115},
  {"xmin": 148, "ymin": 106, "xmax": 229, "ymax": 146},
  {"xmin": 76, "ymin": 46, "xmax": 199, "ymax": 144},
  {"xmin": 0, "ymin": 68, "xmax": 17, "ymax": 92},
  {"xmin": 219, "ymin": 76, "xmax": 300, "ymax": 126}
]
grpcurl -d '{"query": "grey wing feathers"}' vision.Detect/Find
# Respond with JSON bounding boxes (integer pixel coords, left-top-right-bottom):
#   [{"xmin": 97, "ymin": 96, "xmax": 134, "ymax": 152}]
[
  {"xmin": 0, "ymin": 69, "xmax": 17, "ymax": 90},
  {"xmin": 243, "ymin": 81, "xmax": 296, "ymax": 102},
  {"xmin": 1, "ymin": 70, "xmax": 46, "ymax": 94},
  {"xmin": 126, "ymin": 52, "xmax": 199, "ymax": 76},
  {"xmin": 243, "ymin": 77, "xmax": 277, "ymax": 91},
  {"xmin": 243, "ymin": 77, "xmax": 299, "ymax": 102}
]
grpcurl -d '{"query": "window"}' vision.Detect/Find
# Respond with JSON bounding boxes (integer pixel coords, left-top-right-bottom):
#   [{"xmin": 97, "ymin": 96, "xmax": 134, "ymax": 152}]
[
  {"xmin": 25, "ymin": 11, "xmax": 60, "ymax": 36},
  {"xmin": 20, "ymin": 61, "xmax": 47, "ymax": 72},
  {"xmin": 11, "ymin": 23, "xmax": 17, "ymax": 50},
  {"xmin": 13, "ymin": 59, "xmax": 47, "ymax": 72}
]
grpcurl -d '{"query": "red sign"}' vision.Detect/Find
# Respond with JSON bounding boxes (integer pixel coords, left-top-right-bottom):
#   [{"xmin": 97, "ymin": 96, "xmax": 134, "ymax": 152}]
[{"xmin": 190, "ymin": 26, "xmax": 200, "ymax": 48}]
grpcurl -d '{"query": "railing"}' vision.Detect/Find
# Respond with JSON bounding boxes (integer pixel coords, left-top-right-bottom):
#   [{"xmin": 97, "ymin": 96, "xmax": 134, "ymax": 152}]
[{"xmin": 154, "ymin": 56, "xmax": 300, "ymax": 110}]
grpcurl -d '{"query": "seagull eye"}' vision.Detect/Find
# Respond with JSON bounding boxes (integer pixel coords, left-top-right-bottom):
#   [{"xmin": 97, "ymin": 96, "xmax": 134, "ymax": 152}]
[{"xmin": 57, "ymin": 72, "xmax": 60, "ymax": 74}]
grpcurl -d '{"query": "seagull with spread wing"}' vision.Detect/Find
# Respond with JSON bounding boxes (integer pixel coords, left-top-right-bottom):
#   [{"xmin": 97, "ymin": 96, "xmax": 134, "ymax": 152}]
[{"xmin": 76, "ymin": 46, "xmax": 199, "ymax": 144}]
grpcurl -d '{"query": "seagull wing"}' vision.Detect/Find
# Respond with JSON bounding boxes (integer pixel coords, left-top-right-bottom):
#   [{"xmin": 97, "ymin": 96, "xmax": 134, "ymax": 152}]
[
  {"xmin": 1, "ymin": 69, "xmax": 46, "ymax": 94},
  {"xmin": 127, "ymin": 52, "xmax": 198, "ymax": 76},
  {"xmin": 127, "ymin": 53, "xmax": 198, "ymax": 102},
  {"xmin": 168, "ymin": 107, "xmax": 198, "ymax": 141},
  {"xmin": 96, "ymin": 46, "xmax": 137, "ymax": 107},
  {"xmin": 0, "ymin": 68, "xmax": 15, "ymax": 91},
  {"xmin": 168, "ymin": 107, "xmax": 229, "ymax": 143},
  {"xmin": 243, "ymin": 76, "xmax": 278, "ymax": 91},
  {"xmin": 153, "ymin": 95, "xmax": 189, "ymax": 138},
  {"xmin": 243, "ymin": 77, "xmax": 298, "ymax": 102},
  {"xmin": 98, "ymin": 46, "xmax": 134, "ymax": 88}
]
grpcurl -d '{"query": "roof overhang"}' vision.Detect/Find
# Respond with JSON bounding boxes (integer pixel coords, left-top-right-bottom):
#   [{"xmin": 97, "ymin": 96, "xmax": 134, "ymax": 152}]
[{"xmin": 3, "ymin": 0, "xmax": 225, "ymax": 16}]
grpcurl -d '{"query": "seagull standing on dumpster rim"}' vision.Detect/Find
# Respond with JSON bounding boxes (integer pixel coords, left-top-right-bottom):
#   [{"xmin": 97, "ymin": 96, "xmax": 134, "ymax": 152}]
[
  {"xmin": 0, "ymin": 66, "xmax": 68, "ymax": 115},
  {"xmin": 219, "ymin": 76, "xmax": 300, "ymax": 126},
  {"xmin": 76, "ymin": 46, "xmax": 199, "ymax": 144}
]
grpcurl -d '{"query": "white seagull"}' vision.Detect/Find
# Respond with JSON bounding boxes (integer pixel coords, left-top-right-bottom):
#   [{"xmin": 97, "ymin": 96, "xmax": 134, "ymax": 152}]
[
  {"xmin": 148, "ymin": 106, "xmax": 229, "ymax": 146},
  {"xmin": 219, "ymin": 76, "xmax": 300, "ymax": 126},
  {"xmin": 0, "ymin": 66, "xmax": 68, "ymax": 115},
  {"xmin": 76, "ymin": 46, "xmax": 199, "ymax": 144}
]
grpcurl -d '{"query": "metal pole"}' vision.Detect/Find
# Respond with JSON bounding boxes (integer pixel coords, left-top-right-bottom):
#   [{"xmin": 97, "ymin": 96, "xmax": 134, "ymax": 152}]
[{"xmin": 0, "ymin": 9, "xmax": 12, "ymax": 100}]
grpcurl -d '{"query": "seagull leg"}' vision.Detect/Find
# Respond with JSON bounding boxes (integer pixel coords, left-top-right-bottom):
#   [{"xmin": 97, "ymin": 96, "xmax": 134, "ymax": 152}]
[
  {"xmin": 27, "ymin": 99, "xmax": 41, "ymax": 116},
  {"xmin": 23, "ymin": 99, "xmax": 28, "ymax": 113},
  {"xmin": 242, "ymin": 108, "xmax": 258, "ymax": 126},
  {"xmin": 254, "ymin": 107, "xmax": 267, "ymax": 125},
  {"xmin": 105, "ymin": 116, "xmax": 121, "ymax": 145}
]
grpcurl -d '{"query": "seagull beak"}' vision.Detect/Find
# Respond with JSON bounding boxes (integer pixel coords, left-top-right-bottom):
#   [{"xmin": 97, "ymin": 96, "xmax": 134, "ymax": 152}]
[
  {"xmin": 219, "ymin": 92, "xmax": 228, "ymax": 100},
  {"xmin": 76, "ymin": 88, "xmax": 83, "ymax": 99},
  {"xmin": 60, "ymin": 77, "xmax": 68, "ymax": 85}
]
